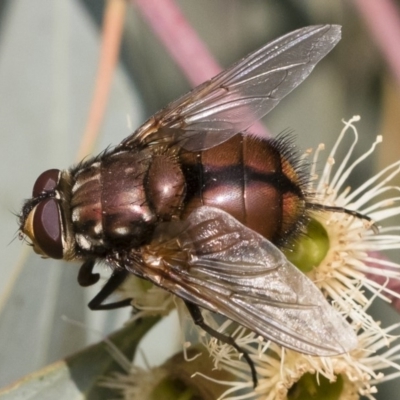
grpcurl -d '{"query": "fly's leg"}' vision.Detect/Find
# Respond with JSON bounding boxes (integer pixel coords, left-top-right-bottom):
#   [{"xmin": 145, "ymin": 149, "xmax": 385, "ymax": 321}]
[
  {"xmin": 88, "ymin": 269, "xmax": 133, "ymax": 310},
  {"xmin": 78, "ymin": 260, "xmax": 100, "ymax": 287},
  {"xmin": 307, "ymin": 202, "xmax": 379, "ymax": 233},
  {"xmin": 185, "ymin": 301, "xmax": 258, "ymax": 388}
]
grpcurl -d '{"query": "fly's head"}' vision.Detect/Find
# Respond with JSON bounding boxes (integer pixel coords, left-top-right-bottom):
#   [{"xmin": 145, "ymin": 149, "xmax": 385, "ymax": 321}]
[{"xmin": 19, "ymin": 169, "xmax": 77, "ymax": 261}]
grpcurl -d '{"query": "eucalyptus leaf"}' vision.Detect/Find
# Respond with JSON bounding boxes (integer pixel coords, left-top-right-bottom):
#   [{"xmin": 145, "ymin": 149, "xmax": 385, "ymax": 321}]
[{"xmin": 0, "ymin": 317, "xmax": 159, "ymax": 400}]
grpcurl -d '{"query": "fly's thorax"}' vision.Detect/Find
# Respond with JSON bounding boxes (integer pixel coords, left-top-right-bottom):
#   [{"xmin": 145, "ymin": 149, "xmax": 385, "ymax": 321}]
[
  {"xmin": 19, "ymin": 169, "xmax": 77, "ymax": 261},
  {"xmin": 58, "ymin": 170, "xmax": 77, "ymax": 260},
  {"xmin": 71, "ymin": 160, "xmax": 104, "ymax": 254},
  {"xmin": 71, "ymin": 151, "xmax": 154, "ymax": 255},
  {"xmin": 71, "ymin": 148, "xmax": 186, "ymax": 256}
]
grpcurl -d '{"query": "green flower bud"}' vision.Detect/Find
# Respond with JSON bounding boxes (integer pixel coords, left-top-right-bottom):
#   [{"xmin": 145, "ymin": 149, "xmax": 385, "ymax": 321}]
[
  {"xmin": 288, "ymin": 372, "xmax": 343, "ymax": 400},
  {"xmin": 159, "ymin": 347, "xmax": 232, "ymax": 400},
  {"xmin": 150, "ymin": 376, "xmax": 198, "ymax": 400},
  {"xmin": 284, "ymin": 219, "xmax": 329, "ymax": 272}
]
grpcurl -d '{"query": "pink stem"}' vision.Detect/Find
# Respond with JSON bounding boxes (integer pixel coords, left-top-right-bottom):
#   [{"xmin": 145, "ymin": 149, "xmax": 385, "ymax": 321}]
[
  {"xmin": 133, "ymin": 0, "xmax": 268, "ymax": 137},
  {"xmin": 367, "ymin": 251, "xmax": 400, "ymax": 312},
  {"xmin": 353, "ymin": 0, "xmax": 400, "ymax": 88},
  {"xmin": 353, "ymin": 0, "xmax": 400, "ymax": 311},
  {"xmin": 134, "ymin": 0, "xmax": 220, "ymax": 85},
  {"xmin": 77, "ymin": 0, "xmax": 127, "ymax": 161}
]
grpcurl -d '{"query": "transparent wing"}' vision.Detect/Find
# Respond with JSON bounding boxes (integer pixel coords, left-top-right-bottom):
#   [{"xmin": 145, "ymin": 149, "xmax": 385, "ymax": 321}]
[
  {"xmin": 120, "ymin": 25, "xmax": 341, "ymax": 152},
  {"xmin": 138, "ymin": 207, "xmax": 356, "ymax": 356}
]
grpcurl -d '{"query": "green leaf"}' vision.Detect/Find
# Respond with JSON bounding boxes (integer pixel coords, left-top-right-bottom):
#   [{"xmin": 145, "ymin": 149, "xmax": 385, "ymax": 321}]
[{"xmin": 0, "ymin": 317, "xmax": 159, "ymax": 400}]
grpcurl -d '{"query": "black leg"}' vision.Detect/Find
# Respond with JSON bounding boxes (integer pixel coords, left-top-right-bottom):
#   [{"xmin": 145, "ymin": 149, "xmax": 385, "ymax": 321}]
[
  {"xmin": 185, "ymin": 301, "xmax": 258, "ymax": 388},
  {"xmin": 88, "ymin": 269, "xmax": 133, "ymax": 310},
  {"xmin": 77, "ymin": 259, "xmax": 100, "ymax": 287},
  {"xmin": 307, "ymin": 202, "xmax": 379, "ymax": 233}
]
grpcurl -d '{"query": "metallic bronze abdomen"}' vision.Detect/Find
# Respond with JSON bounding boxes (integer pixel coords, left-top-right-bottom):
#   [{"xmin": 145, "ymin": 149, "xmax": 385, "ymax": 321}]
[{"xmin": 180, "ymin": 134, "xmax": 305, "ymax": 243}]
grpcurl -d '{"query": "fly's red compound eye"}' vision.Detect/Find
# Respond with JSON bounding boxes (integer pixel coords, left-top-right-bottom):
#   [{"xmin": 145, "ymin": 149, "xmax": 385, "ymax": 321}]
[
  {"xmin": 32, "ymin": 169, "xmax": 60, "ymax": 197},
  {"xmin": 33, "ymin": 198, "xmax": 63, "ymax": 259}
]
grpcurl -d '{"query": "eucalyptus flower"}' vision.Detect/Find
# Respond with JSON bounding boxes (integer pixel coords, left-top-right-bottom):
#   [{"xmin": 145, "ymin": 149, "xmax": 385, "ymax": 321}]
[
  {"xmin": 289, "ymin": 116, "xmax": 400, "ymax": 331},
  {"xmin": 202, "ymin": 320, "xmax": 400, "ymax": 400},
  {"xmin": 101, "ymin": 347, "xmax": 230, "ymax": 400},
  {"xmin": 198, "ymin": 116, "xmax": 400, "ymax": 399},
  {"xmin": 119, "ymin": 275, "xmax": 175, "ymax": 318}
]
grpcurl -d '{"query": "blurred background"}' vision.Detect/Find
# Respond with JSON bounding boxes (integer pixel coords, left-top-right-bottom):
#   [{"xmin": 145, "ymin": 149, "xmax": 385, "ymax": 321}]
[{"xmin": 0, "ymin": 0, "xmax": 400, "ymax": 398}]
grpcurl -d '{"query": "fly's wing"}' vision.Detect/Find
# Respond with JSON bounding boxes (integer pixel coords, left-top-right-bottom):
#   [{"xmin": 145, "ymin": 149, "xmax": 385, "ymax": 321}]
[
  {"xmin": 138, "ymin": 207, "xmax": 357, "ymax": 356},
  {"xmin": 119, "ymin": 25, "xmax": 341, "ymax": 152}
]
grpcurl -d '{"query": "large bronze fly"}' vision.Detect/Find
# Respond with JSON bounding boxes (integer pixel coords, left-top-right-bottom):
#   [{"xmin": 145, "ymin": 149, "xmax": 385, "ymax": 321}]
[{"xmin": 19, "ymin": 25, "xmax": 358, "ymax": 386}]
